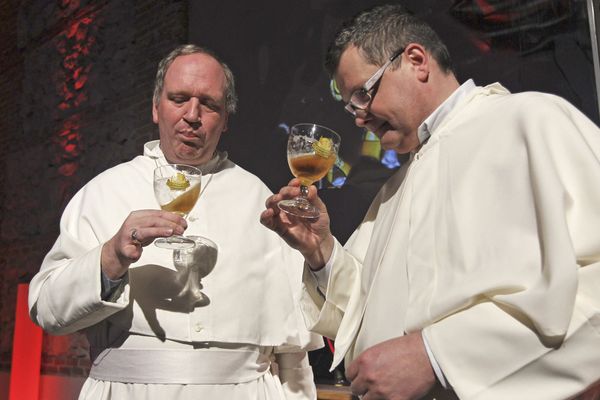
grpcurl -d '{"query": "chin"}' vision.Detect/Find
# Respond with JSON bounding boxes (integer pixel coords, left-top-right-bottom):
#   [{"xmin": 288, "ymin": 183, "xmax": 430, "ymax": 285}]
[
  {"xmin": 382, "ymin": 132, "xmax": 418, "ymax": 154},
  {"xmin": 175, "ymin": 155, "xmax": 203, "ymax": 165},
  {"xmin": 174, "ymin": 145, "xmax": 204, "ymax": 161},
  {"xmin": 179, "ymin": 150, "xmax": 213, "ymax": 165},
  {"xmin": 379, "ymin": 133, "xmax": 403, "ymax": 151}
]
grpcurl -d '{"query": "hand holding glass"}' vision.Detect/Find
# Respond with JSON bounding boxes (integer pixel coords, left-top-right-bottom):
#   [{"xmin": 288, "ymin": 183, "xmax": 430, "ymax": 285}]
[
  {"xmin": 278, "ymin": 123, "xmax": 341, "ymax": 219},
  {"xmin": 153, "ymin": 164, "xmax": 202, "ymax": 250}
]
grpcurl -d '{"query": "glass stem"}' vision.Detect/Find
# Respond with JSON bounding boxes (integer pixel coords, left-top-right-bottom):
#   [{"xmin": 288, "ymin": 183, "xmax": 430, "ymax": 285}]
[{"xmin": 300, "ymin": 185, "xmax": 309, "ymax": 198}]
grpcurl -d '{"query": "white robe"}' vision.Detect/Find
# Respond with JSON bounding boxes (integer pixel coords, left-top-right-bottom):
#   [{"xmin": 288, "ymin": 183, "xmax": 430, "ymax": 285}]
[
  {"xmin": 29, "ymin": 141, "xmax": 322, "ymax": 400},
  {"xmin": 300, "ymin": 84, "xmax": 600, "ymax": 400}
]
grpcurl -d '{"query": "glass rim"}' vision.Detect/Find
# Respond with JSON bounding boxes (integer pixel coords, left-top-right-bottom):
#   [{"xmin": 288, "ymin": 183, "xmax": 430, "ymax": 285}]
[
  {"xmin": 153, "ymin": 164, "xmax": 203, "ymax": 182},
  {"xmin": 154, "ymin": 163, "xmax": 202, "ymax": 174},
  {"xmin": 291, "ymin": 122, "xmax": 341, "ymax": 142}
]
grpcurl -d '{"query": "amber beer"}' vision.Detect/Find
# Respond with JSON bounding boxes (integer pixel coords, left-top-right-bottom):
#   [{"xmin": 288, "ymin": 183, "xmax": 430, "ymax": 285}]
[
  {"xmin": 160, "ymin": 183, "xmax": 201, "ymax": 217},
  {"xmin": 289, "ymin": 153, "xmax": 336, "ymax": 187}
]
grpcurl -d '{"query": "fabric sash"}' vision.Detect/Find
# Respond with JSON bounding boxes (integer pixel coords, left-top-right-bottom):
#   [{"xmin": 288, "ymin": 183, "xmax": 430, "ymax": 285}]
[{"xmin": 89, "ymin": 347, "xmax": 271, "ymax": 384}]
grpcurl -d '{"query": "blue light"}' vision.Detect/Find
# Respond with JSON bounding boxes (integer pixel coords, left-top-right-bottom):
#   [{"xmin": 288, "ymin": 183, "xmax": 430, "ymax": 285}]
[
  {"xmin": 381, "ymin": 150, "xmax": 400, "ymax": 169},
  {"xmin": 332, "ymin": 176, "xmax": 347, "ymax": 187},
  {"xmin": 278, "ymin": 123, "xmax": 290, "ymax": 135}
]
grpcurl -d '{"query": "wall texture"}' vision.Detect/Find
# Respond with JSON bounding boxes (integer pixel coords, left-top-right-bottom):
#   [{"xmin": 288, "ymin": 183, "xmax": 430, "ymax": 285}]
[{"xmin": 0, "ymin": 0, "xmax": 187, "ymax": 383}]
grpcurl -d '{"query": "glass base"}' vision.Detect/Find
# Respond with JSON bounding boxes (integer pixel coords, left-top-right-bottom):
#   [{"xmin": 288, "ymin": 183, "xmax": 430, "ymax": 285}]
[
  {"xmin": 278, "ymin": 198, "xmax": 320, "ymax": 219},
  {"xmin": 154, "ymin": 235, "xmax": 196, "ymax": 250}
]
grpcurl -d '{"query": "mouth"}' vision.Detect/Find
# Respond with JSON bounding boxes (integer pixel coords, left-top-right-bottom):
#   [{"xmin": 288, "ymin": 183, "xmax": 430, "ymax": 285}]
[
  {"xmin": 178, "ymin": 130, "xmax": 200, "ymax": 139},
  {"xmin": 177, "ymin": 130, "xmax": 205, "ymax": 147}
]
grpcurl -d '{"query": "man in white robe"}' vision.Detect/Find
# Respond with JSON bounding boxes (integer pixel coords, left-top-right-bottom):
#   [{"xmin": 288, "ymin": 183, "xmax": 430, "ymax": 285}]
[
  {"xmin": 261, "ymin": 5, "xmax": 600, "ymax": 400},
  {"xmin": 29, "ymin": 44, "xmax": 322, "ymax": 400}
]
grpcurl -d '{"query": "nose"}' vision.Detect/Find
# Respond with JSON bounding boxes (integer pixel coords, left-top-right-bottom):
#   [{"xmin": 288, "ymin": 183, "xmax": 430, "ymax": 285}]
[
  {"xmin": 183, "ymin": 98, "xmax": 202, "ymax": 128},
  {"xmin": 353, "ymin": 109, "xmax": 369, "ymax": 128}
]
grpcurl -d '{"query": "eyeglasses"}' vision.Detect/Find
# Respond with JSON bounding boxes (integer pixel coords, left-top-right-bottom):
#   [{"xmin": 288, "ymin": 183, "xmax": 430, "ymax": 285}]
[{"xmin": 344, "ymin": 48, "xmax": 404, "ymax": 116}]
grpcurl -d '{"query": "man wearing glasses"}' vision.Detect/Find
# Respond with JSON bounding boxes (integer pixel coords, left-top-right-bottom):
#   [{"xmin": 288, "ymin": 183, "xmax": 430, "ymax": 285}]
[{"xmin": 262, "ymin": 4, "xmax": 600, "ymax": 400}]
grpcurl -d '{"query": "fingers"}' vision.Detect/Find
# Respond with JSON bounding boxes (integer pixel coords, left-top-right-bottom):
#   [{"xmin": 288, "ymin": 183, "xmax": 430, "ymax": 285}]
[
  {"xmin": 140, "ymin": 209, "xmax": 188, "ymax": 232},
  {"xmin": 304, "ymin": 185, "xmax": 328, "ymax": 213},
  {"xmin": 278, "ymin": 185, "xmax": 303, "ymax": 201},
  {"xmin": 102, "ymin": 209, "xmax": 194, "ymax": 279},
  {"xmin": 262, "ymin": 186, "xmax": 302, "ymax": 229},
  {"xmin": 259, "ymin": 208, "xmax": 276, "ymax": 229},
  {"xmin": 265, "ymin": 184, "xmax": 322, "ymax": 209},
  {"xmin": 345, "ymin": 358, "xmax": 359, "ymax": 382},
  {"xmin": 264, "ymin": 193, "xmax": 282, "ymax": 211},
  {"xmin": 127, "ymin": 226, "xmax": 178, "ymax": 247},
  {"xmin": 347, "ymin": 357, "xmax": 370, "ymax": 400},
  {"xmin": 109, "ymin": 210, "xmax": 188, "ymax": 263},
  {"xmin": 130, "ymin": 228, "xmax": 142, "ymax": 246},
  {"xmin": 128, "ymin": 210, "xmax": 187, "ymax": 240},
  {"xmin": 260, "ymin": 204, "xmax": 292, "ymax": 238},
  {"xmin": 348, "ymin": 368, "xmax": 368, "ymax": 399},
  {"xmin": 287, "ymin": 177, "xmax": 302, "ymax": 187}
]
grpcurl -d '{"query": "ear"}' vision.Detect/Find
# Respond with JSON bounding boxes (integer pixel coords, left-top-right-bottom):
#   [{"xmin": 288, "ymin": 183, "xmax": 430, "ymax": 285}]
[
  {"xmin": 152, "ymin": 101, "xmax": 159, "ymax": 124},
  {"xmin": 404, "ymin": 43, "xmax": 430, "ymax": 82},
  {"xmin": 221, "ymin": 113, "xmax": 229, "ymax": 133}
]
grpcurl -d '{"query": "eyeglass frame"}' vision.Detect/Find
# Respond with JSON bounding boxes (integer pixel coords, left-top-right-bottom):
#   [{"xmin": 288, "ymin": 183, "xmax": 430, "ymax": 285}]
[{"xmin": 344, "ymin": 47, "xmax": 405, "ymax": 116}]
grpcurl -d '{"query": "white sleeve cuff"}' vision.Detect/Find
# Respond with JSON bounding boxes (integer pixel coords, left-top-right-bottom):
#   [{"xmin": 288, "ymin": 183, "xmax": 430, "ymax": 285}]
[
  {"xmin": 309, "ymin": 243, "xmax": 337, "ymax": 295},
  {"xmin": 422, "ymin": 331, "xmax": 449, "ymax": 389}
]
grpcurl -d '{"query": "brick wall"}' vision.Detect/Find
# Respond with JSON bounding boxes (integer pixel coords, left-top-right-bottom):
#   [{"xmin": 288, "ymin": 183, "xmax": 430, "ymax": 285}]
[
  {"xmin": 0, "ymin": 0, "xmax": 27, "ymax": 374},
  {"xmin": 0, "ymin": 0, "xmax": 188, "ymax": 378}
]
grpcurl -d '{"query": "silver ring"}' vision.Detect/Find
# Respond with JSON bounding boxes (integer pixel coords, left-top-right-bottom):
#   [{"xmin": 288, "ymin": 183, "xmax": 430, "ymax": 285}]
[{"xmin": 130, "ymin": 228, "xmax": 140, "ymax": 244}]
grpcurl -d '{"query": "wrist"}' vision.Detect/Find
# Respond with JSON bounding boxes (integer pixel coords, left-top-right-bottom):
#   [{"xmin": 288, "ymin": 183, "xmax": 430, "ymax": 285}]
[
  {"xmin": 101, "ymin": 240, "xmax": 129, "ymax": 280},
  {"xmin": 303, "ymin": 234, "xmax": 334, "ymax": 270}
]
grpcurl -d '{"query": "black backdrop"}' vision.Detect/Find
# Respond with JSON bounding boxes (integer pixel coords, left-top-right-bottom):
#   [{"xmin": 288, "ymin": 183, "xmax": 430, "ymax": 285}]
[
  {"xmin": 189, "ymin": 0, "xmax": 598, "ymax": 192},
  {"xmin": 188, "ymin": 0, "xmax": 598, "ymax": 383}
]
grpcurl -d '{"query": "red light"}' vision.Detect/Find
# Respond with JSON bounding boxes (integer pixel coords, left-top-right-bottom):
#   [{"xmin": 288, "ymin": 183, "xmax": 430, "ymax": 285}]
[
  {"xmin": 53, "ymin": 10, "xmax": 98, "ymax": 178},
  {"xmin": 59, "ymin": 162, "xmax": 78, "ymax": 176},
  {"xmin": 9, "ymin": 284, "xmax": 43, "ymax": 400},
  {"xmin": 74, "ymin": 75, "xmax": 87, "ymax": 90}
]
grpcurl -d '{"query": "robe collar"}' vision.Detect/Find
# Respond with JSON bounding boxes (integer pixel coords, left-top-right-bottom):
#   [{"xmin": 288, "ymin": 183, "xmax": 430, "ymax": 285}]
[
  {"xmin": 143, "ymin": 140, "xmax": 229, "ymax": 175},
  {"xmin": 417, "ymin": 79, "xmax": 477, "ymax": 145}
]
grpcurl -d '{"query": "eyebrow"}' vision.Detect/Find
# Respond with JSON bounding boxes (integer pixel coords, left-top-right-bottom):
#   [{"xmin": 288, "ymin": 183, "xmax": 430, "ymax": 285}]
[{"xmin": 166, "ymin": 91, "xmax": 223, "ymax": 104}]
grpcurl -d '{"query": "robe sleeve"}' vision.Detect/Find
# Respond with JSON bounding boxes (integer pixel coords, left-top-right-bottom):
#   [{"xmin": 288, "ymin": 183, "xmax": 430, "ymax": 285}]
[
  {"xmin": 298, "ymin": 170, "xmax": 398, "ymax": 342},
  {"xmin": 299, "ymin": 196, "xmax": 381, "ymax": 341},
  {"xmin": 28, "ymin": 185, "xmax": 129, "ymax": 335},
  {"xmin": 424, "ymin": 93, "xmax": 600, "ymax": 399},
  {"xmin": 299, "ymin": 240, "xmax": 356, "ymax": 340}
]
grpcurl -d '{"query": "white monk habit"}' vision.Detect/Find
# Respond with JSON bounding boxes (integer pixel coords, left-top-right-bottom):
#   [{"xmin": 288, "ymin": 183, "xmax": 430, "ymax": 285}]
[
  {"xmin": 29, "ymin": 140, "xmax": 322, "ymax": 400},
  {"xmin": 301, "ymin": 83, "xmax": 600, "ymax": 400}
]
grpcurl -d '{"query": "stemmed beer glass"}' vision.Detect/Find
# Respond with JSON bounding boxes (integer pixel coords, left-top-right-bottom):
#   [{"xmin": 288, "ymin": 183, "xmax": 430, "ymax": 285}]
[
  {"xmin": 153, "ymin": 164, "xmax": 202, "ymax": 249},
  {"xmin": 278, "ymin": 123, "xmax": 341, "ymax": 219}
]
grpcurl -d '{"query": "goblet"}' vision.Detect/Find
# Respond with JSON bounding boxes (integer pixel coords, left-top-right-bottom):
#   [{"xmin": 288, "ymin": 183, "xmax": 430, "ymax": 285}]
[
  {"xmin": 153, "ymin": 164, "xmax": 202, "ymax": 250},
  {"xmin": 278, "ymin": 123, "xmax": 341, "ymax": 219}
]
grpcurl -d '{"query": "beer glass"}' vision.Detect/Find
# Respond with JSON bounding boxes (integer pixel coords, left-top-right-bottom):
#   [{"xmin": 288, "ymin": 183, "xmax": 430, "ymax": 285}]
[
  {"xmin": 278, "ymin": 123, "xmax": 341, "ymax": 219},
  {"xmin": 153, "ymin": 164, "xmax": 202, "ymax": 249}
]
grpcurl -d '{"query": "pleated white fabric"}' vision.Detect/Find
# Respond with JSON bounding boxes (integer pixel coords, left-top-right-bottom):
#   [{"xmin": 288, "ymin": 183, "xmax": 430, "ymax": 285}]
[{"xmin": 301, "ymin": 83, "xmax": 600, "ymax": 399}]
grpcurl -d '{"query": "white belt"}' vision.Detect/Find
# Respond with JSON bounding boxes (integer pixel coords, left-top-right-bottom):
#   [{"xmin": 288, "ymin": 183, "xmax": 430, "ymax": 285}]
[{"xmin": 89, "ymin": 347, "xmax": 271, "ymax": 384}]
